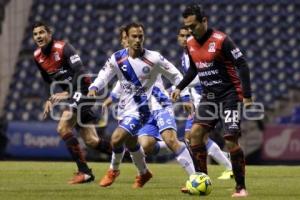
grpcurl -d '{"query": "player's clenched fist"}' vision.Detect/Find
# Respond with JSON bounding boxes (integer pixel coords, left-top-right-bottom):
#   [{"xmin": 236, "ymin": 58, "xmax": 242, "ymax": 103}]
[
  {"xmin": 87, "ymin": 89, "xmax": 97, "ymax": 97},
  {"xmin": 171, "ymin": 88, "xmax": 181, "ymax": 102},
  {"xmin": 43, "ymin": 100, "xmax": 52, "ymax": 119}
]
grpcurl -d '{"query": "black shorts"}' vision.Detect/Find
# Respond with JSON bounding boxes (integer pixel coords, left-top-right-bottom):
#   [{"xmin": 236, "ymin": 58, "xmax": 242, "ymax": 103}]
[
  {"xmin": 68, "ymin": 91, "xmax": 98, "ymax": 125},
  {"xmin": 193, "ymin": 97, "xmax": 242, "ymax": 138}
]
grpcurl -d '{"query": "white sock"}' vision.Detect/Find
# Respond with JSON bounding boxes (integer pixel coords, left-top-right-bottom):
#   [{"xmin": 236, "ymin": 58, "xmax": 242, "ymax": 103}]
[
  {"xmin": 206, "ymin": 138, "xmax": 232, "ymax": 170},
  {"xmin": 154, "ymin": 141, "xmax": 173, "ymax": 156},
  {"xmin": 129, "ymin": 145, "xmax": 148, "ymax": 175},
  {"xmin": 110, "ymin": 148, "xmax": 125, "ymax": 171},
  {"xmin": 175, "ymin": 142, "xmax": 196, "ymax": 175}
]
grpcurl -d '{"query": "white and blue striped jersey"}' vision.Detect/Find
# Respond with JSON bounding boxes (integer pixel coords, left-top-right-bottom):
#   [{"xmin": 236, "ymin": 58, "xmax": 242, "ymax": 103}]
[
  {"xmin": 111, "ymin": 76, "xmax": 171, "ymax": 112},
  {"xmin": 90, "ymin": 48, "xmax": 186, "ymax": 120}
]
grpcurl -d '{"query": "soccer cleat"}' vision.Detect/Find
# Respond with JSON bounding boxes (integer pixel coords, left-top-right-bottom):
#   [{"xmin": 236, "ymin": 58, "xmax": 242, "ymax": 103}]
[
  {"xmin": 99, "ymin": 169, "xmax": 120, "ymax": 187},
  {"xmin": 232, "ymin": 188, "xmax": 248, "ymax": 197},
  {"xmin": 68, "ymin": 171, "xmax": 95, "ymax": 184},
  {"xmin": 218, "ymin": 170, "xmax": 234, "ymax": 180},
  {"xmin": 132, "ymin": 170, "xmax": 153, "ymax": 188},
  {"xmin": 181, "ymin": 187, "xmax": 189, "ymax": 194}
]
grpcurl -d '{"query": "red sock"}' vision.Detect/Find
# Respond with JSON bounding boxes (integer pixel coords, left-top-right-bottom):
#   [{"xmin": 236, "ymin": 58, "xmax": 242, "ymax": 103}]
[
  {"xmin": 62, "ymin": 133, "xmax": 90, "ymax": 174},
  {"xmin": 94, "ymin": 137, "xmax": 112, "ymax": 155},
  {"xmin": 191, "ymin": 144, "xmax": 208, "ymax": 174},
  {"xmin": 230, "ymin": 146, "xmax": 246, "ymax": 189}
]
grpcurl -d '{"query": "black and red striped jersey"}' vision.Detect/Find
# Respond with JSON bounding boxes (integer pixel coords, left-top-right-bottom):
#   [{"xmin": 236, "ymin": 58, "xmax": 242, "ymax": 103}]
[
  {"xmin": 177, "ymin": 28, "xmax": 251, "ymax": 102},
  {"xmin": 33, "ymin": 40, "xmax": 91, "ymax": 95}
]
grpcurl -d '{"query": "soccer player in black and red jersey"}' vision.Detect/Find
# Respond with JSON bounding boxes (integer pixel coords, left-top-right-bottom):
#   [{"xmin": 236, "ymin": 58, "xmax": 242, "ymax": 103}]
[
  {"xmin": 32, "ymin": 21, "xmax": 111, "ymax": 184},
  {"xmin": 172, "ymin": 4, "xmax": 252, "ymax": 197}
]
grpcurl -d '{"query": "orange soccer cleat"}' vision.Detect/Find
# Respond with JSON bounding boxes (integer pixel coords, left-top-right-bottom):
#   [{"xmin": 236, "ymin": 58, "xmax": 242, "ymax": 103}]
[
  {"xmin": 181, "ymin": 187, "xmax": 189, "ymax": 194},
  {"xmin": 99, "ymin": 169, "xmax": 120, "ymax": 187},
  {"xmin": 68, "ymin": 171, "xmax": 95, "ymax": 184},
  {"xmin": 132, "ymin": 170, "xmax": 153, "ymax": 189}
]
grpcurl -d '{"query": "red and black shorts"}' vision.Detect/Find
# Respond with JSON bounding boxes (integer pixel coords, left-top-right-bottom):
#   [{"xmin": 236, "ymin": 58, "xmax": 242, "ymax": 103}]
[{"xmin": 68, "ymin": 91, "xmax": 98, "ymax": 125}]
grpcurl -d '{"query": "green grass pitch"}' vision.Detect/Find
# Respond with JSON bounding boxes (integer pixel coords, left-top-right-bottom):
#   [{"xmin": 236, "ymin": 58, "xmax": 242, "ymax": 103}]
[{"xmin": 0, "ymin": 161, "xmax": 300, "ymax": 200}]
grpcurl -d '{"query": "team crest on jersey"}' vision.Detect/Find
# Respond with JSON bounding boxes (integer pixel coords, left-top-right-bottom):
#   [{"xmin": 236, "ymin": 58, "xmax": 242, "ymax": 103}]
[
  {"xmin": 142, "ymin": 66, "xmax": 150, "ymax": 74},
  {"xmin": 39, "ymin": 58, "xmax": 44, "ymax": 63},
  {"xmin": 189, "ymin": 46, "xmax": 195, "ymax": 52},
  {"xmin": 212, "ymin": 33, "xmax": 223, "ymax": 40},
  {"xmin": 53, "ymin": 52, "xmax": 61, "ymax": 61},
  {"xmin": 208, "ymin": 42, "xmax": 216, "ymax": 52}
]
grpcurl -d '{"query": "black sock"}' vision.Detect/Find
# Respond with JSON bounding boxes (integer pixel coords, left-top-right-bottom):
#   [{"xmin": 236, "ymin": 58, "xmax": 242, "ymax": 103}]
[
  {"xmin": 191, "ymin": 144, "xmax": 207, "ymax": 174},
  {"xmin": 62, "ymin": 133, "xmax": 90, "ymax": 174},
  {"xmin": 230, "ymin": 147, "xmax": 246, "ymax": 189},
  {"xmin": 94, "ymin": 137, "xmax": 112, "ymax": 155}
]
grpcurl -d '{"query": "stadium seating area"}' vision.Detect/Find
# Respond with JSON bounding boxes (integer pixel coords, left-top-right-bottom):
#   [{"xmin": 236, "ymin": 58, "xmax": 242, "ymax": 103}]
[
  {"xmin": 276, "ymin": 106, "xmax": 300, "ymax": 124},
  {"xmin": 4, "ymin": 0, "xmax": 300, "ymax": 122}
]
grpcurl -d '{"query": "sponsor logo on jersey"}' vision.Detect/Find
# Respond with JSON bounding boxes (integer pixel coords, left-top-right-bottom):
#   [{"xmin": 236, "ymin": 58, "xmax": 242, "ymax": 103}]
[
  {"xmin": 70, "ymin": 54, "xmax": 81, "ymax": 64},
  {"xmin": 121, "ymin": 81, "xmax": 146, "ymax": 95},
  {"xmin": 200, "ymin": 79, "xmax": 223, "ymax": 86},
  {"xmin": 198, "ymin": 69, "xmax": 219, "ymax": 77},
  {"xmin": 121, "ymin": 64, "xmax": 127, "ymax": 71},
  {"xmin": 208, "ymin": 42, "xmax": 216, "ymax": 52},
  {"xmin": 195, "ymin": 61, "xmax": 213, "ymax": 69},
  {"xmin": 231, "ymin": 48, "xmax": 243, "ymax": 59},
  {"xmin": 119, "ymin": 99, "xmax": 126, "ymax": 109},
  {"xmin": 53, "ymin": 52, "xmax": 61, "ymax": 61},
  {"xmin": 162, "ymin": 63, "xmax": 170, "ymax": 70}
]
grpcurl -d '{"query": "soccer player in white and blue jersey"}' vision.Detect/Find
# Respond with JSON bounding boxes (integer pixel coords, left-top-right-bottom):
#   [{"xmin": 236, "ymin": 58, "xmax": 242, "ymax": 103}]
[
  {"xmin": 98, "ymin": 77, "xmax": 191, "ymax": 187},
  {"xmin": 177, "ymin": 26, "xmax": 233, "ymax": 180},
  {"xmin": 88, "ymin": 23, "xmax": 195, "ymax": 188}
]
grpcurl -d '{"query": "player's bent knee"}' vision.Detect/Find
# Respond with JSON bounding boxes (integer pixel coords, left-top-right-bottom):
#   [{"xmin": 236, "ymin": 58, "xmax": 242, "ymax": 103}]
[
  {"xmin": 163, "ymin": 136, "xmax": 177, "ymax": 146},
  {"xmin": 191, "ymin": 123, "xmax": 209, "ymax": 134},
  {"xmin": 141, "ymin": 143, "xmax": 154, "ymax": 155},
  {"xmin": 162, "ymin": 129, "xmax": 178, "ymax": 143},
  {"xmin": 111, "ymin": 133, "xmax": 127, "ymax": 148},
  {"xmin": 190, "ymin": 125, "xmax": 209, "ymax": 140},
  {"xmin": 224, "ymin": 136, "xmax": 238, "ymax": 150},
  {"xmin": 56, "ymin": 125, "xmax": 72, "ymax": 137},
  {"xmin": 84, "ymin": 138, "xmax": 99, "ymax": 148}
]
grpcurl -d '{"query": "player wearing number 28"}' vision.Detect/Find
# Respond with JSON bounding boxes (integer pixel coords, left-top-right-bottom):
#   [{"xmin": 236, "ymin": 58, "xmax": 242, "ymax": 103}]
[{"xmin": 171, "ymin": 4, "xmax": 252, "ymax": 197}]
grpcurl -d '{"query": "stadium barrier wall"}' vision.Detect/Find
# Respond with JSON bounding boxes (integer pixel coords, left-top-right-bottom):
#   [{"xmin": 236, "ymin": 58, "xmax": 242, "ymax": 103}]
[
  {"xmin": 5, "ymin": 121, "xmax": 70, "ymax": 159},
  {"xmin": 262, "ymin": 125, "xmax": 300, "ymax": 161}
]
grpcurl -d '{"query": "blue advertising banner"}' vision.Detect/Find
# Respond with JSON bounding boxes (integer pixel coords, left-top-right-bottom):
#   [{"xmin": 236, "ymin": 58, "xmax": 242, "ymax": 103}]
[{"xmin": 6, "ymin": 121, "xmax": 70, "ymax": 158}]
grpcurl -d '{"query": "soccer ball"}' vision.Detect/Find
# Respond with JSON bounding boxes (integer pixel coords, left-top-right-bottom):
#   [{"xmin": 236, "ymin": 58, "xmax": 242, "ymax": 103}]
[{"xmin": 185, "ymin": 172, "xmax": 212, "ymax": 195}]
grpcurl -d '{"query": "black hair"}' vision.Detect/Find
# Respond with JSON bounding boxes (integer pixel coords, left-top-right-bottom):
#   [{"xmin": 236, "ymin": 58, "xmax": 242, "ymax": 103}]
[
  {"xmin": 119, "ymin": 25, "xmax": 127, "ymax": 41},
  {"xmin": 125, "ymin": 22, "xmax": 145, "ymax": 34},
  {"xmin": 32, "ymin": 21, "xmax": 51, "ymax": 33},
  {"xmin": 182, "ymin": 4, "xmax": 207, "ymax": 22},
  {"xmin": 178, "ymin": 25, "xmax": 189, "ymax": 33}
]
